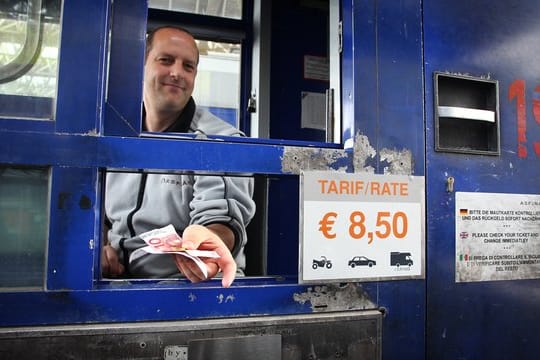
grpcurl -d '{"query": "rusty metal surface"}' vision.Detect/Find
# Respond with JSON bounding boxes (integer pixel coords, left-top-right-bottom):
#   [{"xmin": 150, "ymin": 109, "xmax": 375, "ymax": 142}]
[{"xmin": 0, "ymin": 310, "xmax": 382, "ymax": 360}]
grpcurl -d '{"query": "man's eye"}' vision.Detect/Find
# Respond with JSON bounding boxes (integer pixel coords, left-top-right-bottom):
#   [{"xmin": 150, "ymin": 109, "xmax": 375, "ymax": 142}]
[{"xmin": 158, "ymin": 57, "xmax": 173, "ymax": 64}]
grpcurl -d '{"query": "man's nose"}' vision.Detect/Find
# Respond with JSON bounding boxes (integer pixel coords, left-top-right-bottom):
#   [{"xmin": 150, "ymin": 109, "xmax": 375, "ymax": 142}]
[{"xmin": 169, "ymin": 63, "xmax": 184, "ymax": 80}]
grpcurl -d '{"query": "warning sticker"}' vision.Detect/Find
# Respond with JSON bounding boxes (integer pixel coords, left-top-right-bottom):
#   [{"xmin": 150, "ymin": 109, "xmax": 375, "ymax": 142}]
[{"xmin": 455, "ymin": 192, "xmax": 540, "ymax": 282}]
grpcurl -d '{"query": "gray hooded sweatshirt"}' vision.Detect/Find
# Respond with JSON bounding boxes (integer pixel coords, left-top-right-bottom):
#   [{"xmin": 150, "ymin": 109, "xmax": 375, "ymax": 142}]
[{"xmin": 105, "ymin": 99, "xmax": 256, "ymax": 278}]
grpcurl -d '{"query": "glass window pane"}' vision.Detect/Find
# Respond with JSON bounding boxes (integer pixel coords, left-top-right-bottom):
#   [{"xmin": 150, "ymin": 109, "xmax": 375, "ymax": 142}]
[
  {"xmin": 0, "ymin": 0, "xmax": 62, "ymax": 119},
  {"xmin": 148, "ymin": 0, "xmax": 242, "ymax": 20},
  {"xmin": 194, "ymin": 39, "xmax": 241, "ymax": 128},
  {"xmin": 0, "ymin": 166, "xmax": 49, "ymax": 289}
]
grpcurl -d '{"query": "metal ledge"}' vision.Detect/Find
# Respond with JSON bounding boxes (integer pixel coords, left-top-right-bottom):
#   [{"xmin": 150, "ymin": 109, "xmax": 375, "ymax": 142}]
[
  {"xmin": 438, "ymin": 106, "xmax": 495, "ymax": 122},
  {"xmin": 0, "ymin": 310, "xmax": 382, "ymax": 359}
]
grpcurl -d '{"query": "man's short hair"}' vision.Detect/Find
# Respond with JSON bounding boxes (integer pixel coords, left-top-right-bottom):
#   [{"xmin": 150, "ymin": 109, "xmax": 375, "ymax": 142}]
[{"xmin": 145, "ymin": 25, "xmax": 200, "ymax": 63}]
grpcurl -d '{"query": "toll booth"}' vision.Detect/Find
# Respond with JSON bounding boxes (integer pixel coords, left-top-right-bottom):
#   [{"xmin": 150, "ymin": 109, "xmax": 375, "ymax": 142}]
[{"xmin": 0, "ymin": 1, "xmax": 539, "ymax": 359}]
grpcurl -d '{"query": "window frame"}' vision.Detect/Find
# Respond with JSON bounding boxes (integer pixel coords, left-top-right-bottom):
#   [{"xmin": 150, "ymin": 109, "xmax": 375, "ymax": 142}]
[{"xmin": 0, "ymin": 0, "xmax": 357, "ymax": 327}]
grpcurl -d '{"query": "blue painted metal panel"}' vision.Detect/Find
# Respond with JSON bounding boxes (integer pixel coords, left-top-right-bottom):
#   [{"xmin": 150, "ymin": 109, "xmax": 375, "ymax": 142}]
[
  {"xmin": 47, "ymin": 167, "xmax": 98, "ymax": 290},
  {"xmin": 349, "ymin": 0, "xmax": 378, "ymax": 152},
  {"xmin": 342, "ymin": 1, "xmax": 426, "ymax": 359},
  {"xmin": 0, "ymin": 132, "xmax": 287, "ymax": 175},
  {"xmin": 376, "ymin": 1, "xmax": 424, "ymax": 175},
  {"xmin": 55, "ymin": 0, "xmax": 109, "ymax": 134},
  {"xmin": 424, "ymin": 0, "xmax": 540, "ymax": 358},
  {"xmin": 269, "ymin": 1, "xmax": 328, "ymax": 143},
  {"xmin": 0, "ymin": 280, "xmax": 327, "ymax": 326},
  {"xmin": 104, "ymin": 0, "xmax": 146, "ymax": 136},
  {"xmin": 370, "ymin": 280, "xmax": 426, "ymax": 359},
  {"xmin": 0, "ymin": 118, "xmax": 53, "ymax": 133},
  {"xmin": 267, "ymin": 176, "xmax": 300, "ymax": 275}
]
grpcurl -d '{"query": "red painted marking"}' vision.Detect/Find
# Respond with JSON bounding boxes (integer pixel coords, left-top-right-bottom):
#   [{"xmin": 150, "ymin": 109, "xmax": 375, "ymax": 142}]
[
  {"xmin": 509, "ymin": 80, "xmax": 527, "ymax": 158},
  {"xmin": 533, "ymin": 85, "xmax": 540, "ymax": 124},
  {"xmin": 534, "ymin": 142, "xmax": 540, "ymax": 157},
  {"xmin": 534, "ymin": 85, "xmax": 540, "ymax": 157}
]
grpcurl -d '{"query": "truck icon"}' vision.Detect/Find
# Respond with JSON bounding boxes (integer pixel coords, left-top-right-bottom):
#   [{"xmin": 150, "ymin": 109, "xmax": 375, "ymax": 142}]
[{"xmin": 391, "ymin": 252, "xmax": 413, "ymax": 267}]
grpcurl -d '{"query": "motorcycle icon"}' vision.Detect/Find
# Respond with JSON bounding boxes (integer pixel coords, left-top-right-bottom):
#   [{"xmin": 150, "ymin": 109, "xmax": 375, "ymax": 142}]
[{"xmin": 312, "ymin": 256, "xmax": 333, "ymax": 269}]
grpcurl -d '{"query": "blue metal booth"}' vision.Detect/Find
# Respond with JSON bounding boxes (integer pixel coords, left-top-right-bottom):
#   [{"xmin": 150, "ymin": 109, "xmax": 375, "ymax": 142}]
[{"xmin": 0, "ymin": 0, "xmax": 539, "ymax": 359}]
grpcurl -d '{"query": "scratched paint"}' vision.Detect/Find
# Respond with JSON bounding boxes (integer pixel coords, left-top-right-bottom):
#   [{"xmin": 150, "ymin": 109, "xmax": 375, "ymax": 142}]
[
  {"xmin": 353, "ymin": 133, "xmax": 414, "ymax": 175},
  {"xmin": 293, "ymin": 283, "xmax": 375, "ymax": 312},
  {"xmin": 279, "ymin": 132, "xmax": 376, "ymax": 174},
  {"xmin": 281, "ymin": 132, "xmax": 413, "ymax": 177},
  {"xmin": 281, "ymin": 146, "xmax": 349, "ymax": 174},
  {"xmin": 380, "ymin": 148, "xmax": 413, "ymax": 175},
  {"xmin": 216, "ymin": 294, "xmax": 236, "ymax": 304},
  {"xmin": 352, "ymin": 133, "xmax": 376, "ymax": 173}
]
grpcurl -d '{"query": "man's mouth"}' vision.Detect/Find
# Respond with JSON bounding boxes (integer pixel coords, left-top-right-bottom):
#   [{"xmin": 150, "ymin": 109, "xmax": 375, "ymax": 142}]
[{"xmin": 163, "ymin": 82, "xmax": 184, "ymax": 90}]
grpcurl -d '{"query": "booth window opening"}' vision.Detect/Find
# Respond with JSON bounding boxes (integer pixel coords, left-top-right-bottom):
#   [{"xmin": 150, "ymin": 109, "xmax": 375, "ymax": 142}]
[
  {"xmin": 146, "ymin": 0, "xmax": 246, "ymax": 131},
  {"xmin": 0, "ymin": 0, "xmax": 62, "ymax": 120},
  {"xmin": 0, "ymin": 165, "xmax": 50, "ymax": 290},
  {"xmin": 148, "ymin": 0, "xmax": 243, "ymax": 20}
]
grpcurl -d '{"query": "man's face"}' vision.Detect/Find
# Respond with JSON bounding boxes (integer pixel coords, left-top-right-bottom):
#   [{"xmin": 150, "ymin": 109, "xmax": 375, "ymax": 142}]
[{"xmin": 143, "ymin": 28, "xmax": 198, "ymax": 115}]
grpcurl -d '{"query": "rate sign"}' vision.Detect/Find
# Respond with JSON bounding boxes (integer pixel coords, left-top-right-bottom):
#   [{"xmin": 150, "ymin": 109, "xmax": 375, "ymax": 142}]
[{"xmin": 300, "ymin": 171, "xmax": 425, "ymax": 283}]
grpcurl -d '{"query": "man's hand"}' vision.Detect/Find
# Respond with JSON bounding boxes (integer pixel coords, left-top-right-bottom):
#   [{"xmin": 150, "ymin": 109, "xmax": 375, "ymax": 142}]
[
  {"xmin": 173, "ymin": 224, "xmax": 236, "ymax": 287},
  {"xmin": 101, "ymin": 244, "xmax": 125, "ymax": 277}
]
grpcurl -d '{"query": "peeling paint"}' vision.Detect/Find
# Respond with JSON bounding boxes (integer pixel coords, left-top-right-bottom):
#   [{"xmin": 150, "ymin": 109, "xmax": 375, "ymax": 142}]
[
  {"xmin": 353, "ymin": 133, "xmax": 413, "ymax": 175},
  {"xmin": 438, "ymin": 70, "xmax": 493, "ymax": 81},
  {"xmin": 380, "ymin": 148, "xmax": 413, "ymax": 175},
  {"xmin": 293, "ymin": 283, "xmax": 375, "ymax": 312},
  {"xmin": 281, "ymin": 131, "xmax": 414, "ymax": 177},
  {"xmin": 216, "ymin": 294, "xmax": 236, "ymax": 304},
  {"xmin": 85, "ymin": 128, "xmax": 99, "ymax": 136},
  {"xmin": 352, "ymin": 133, "xmax": 376, "ymax": 173},
  {"xmin": 281, "ymin": 147, "xmax": 348, "ymax": 174}
]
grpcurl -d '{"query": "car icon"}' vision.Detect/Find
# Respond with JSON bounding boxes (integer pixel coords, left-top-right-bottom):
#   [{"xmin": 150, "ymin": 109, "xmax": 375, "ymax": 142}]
[{"xmin": 348, "ymin": 256, "xmax": 376, "ymax": 268}]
